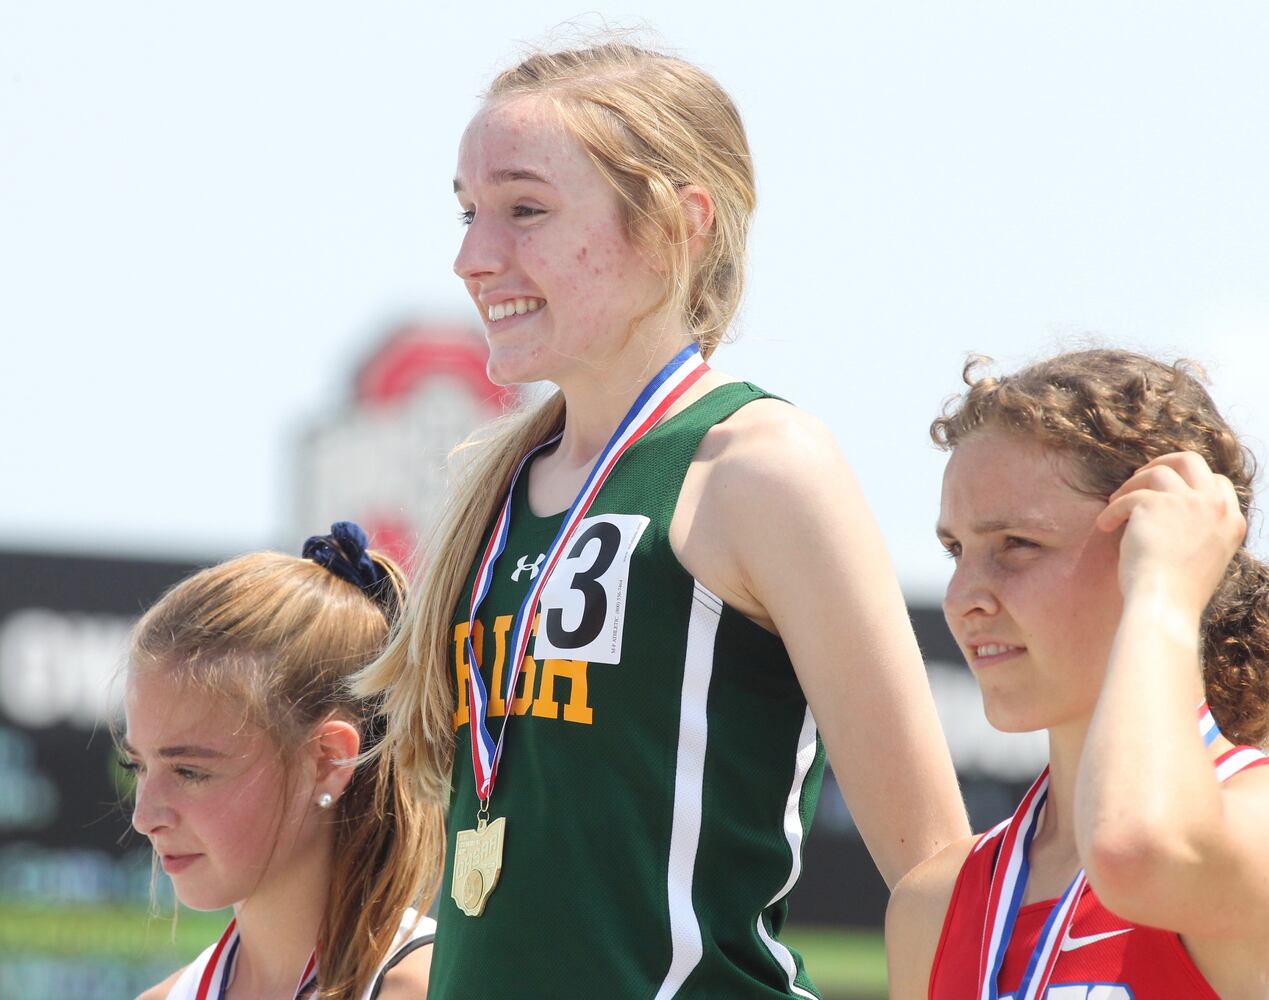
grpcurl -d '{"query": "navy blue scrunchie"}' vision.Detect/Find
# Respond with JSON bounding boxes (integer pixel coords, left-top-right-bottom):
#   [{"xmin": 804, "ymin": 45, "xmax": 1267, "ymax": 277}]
[{"xmin": 302, "ymin": 521, "xmax": 387, "ymax": 596}]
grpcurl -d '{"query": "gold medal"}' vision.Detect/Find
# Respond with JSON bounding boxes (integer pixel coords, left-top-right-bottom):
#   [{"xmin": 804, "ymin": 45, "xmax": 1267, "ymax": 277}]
[{"xmin": 452, "ymin": 814, "xmax": 505, "ymax": 917}]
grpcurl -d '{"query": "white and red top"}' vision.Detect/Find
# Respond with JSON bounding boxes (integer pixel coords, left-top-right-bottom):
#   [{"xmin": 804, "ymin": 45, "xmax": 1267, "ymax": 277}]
[
  {"xmin": 930, "ymin": 745, "xmax": 1268, "ymax": 999},
  {"xmin": 164, "ymin": 908, "xmax": 436, "ymax": 1000}
]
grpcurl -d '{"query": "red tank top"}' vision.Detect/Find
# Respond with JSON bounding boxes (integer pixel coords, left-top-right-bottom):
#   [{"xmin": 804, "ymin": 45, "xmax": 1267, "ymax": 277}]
[{"xmin": 929, "ymin": 747, "xmax": 1268, "ymax": 1000}]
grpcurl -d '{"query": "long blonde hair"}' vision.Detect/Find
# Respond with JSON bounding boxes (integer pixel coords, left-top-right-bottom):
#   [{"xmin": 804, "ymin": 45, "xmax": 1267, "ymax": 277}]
[
  {"xmin": 129, "ymin": 541, "xmax": 442, "ymax": 1000},
  {"xmin": 355, "ymin": 42, "xmax": 756, "ymax": 803}
]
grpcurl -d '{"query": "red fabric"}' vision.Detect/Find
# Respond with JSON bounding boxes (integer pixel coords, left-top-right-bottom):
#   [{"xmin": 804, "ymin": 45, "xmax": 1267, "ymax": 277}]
[
  {"xmin": 925, "ymin": 739, "xmax": 1269, "ymax": 1000},
  {"xmin": 929, "ymin": 830, "xmax": 1219, "ymax": 999}
]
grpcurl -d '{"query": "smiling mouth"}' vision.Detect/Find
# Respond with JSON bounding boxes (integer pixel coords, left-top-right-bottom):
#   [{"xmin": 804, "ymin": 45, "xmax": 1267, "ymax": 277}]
[
  {"xmin": 971, "ymin": 643, "xmax": 1024, "ymax": 663},
  {"xmin": 487, "ymin": 297, "xmax": 545, "ymax": 322}
]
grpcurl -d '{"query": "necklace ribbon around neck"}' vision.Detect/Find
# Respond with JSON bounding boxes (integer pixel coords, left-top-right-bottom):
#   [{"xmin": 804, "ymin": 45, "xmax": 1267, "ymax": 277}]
[
  {"xmin": 462, "ymin": 343, "xmax": 709, "ymax": 805},
  {"xmin": 976, "ymin": 700, "xmax": 1224, "ymax": 1000},
  {"xmin": 195, "ymin": 919, "xmax": 318, "ymax": 1000}
]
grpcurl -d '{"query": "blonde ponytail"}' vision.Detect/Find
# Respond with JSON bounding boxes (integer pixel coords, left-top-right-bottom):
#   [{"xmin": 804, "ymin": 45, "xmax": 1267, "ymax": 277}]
[{"xmin": 355, "ymin": 393, "xmax": 566, "ymax": 801}]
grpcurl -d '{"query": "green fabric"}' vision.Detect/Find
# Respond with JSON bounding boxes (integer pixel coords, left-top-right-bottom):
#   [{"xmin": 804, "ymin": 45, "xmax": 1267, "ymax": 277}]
[{"xmin": 429, "ymin": 383, "xmax": 825, "ymax": 999}]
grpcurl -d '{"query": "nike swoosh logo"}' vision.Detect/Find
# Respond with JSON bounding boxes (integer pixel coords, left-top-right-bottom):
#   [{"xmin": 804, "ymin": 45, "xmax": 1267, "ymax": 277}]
[{"xmin": 1060, "ymin": 928, "xmax": 1133, "ymax": 952}]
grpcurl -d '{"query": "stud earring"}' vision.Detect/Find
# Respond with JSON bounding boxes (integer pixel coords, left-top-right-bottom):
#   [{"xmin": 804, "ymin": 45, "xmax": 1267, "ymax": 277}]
[{"xmin": 318, "ymin": 792, "xmax": 334, "ymax": 809}]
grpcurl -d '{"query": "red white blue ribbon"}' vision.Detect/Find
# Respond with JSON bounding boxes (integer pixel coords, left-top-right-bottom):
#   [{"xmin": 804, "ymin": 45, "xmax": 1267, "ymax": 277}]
[
  {"xmin": 1215, "ymin": 744, "xmax": 1269, "ymax": 782},
  {"xmin": 976, "ymin": 700, "xmax": 1239, "ymax": 1000},
  {"xmin": 191, "ymin": 919, "xmax": 318, "ymax": 1000},
  {"xmin": 292, "ymin": 952, "xmax": 318, "ymax": 1000},
  {"xmin": 1198, "ymin": 701, "xmax": 1219, "ymax": 747},
  {"xmin": 463, "ymin": 344, "xmax": 710, "ymax": 802},
  {"xmin": 976, "ymin": 770, "xmax": 1060, "ymax": 1000},
  {"xmin": 192, "ymin": 919, "xmax": 238, "ymax": 1000}
]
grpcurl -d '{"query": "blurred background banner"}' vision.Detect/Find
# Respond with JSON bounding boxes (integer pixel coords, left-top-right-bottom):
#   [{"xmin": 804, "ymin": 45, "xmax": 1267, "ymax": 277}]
[
  {"xmin": 295, "ymin": 324, "xmax": 510, "ymax": 566},
  {"xmin": 0, "ymin": 549, "xmax": 200, "ymax": 999}
]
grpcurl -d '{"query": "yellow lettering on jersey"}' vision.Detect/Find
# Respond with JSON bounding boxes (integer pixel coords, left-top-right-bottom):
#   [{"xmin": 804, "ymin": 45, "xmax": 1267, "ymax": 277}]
[
  {"xmin": 532, "ymin": 658, "xmax": 593, "ymax": 725},
  {"xmin": 451, "ymin": 616, "xmax": 595, "ymax": 730}
]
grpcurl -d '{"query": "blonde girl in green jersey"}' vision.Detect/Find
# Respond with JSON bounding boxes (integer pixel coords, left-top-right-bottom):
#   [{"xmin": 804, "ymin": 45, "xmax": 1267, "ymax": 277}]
[{"xmin": 358, "ymin": 42, "xmax": 967, "ymax": 997}]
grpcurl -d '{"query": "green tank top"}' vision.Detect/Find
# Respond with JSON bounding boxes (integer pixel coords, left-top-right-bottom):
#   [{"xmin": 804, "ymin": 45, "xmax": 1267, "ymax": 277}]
[{"xmin": 430, "ymin": 383, "xmax": 825, "ymax": 999}]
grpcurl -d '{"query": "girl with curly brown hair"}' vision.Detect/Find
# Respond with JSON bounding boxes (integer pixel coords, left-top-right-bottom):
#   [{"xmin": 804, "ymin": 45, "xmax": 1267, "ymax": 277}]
[{"xmin": 887, "ymin": 349, "xmax": 1269, "ymax": 1000}]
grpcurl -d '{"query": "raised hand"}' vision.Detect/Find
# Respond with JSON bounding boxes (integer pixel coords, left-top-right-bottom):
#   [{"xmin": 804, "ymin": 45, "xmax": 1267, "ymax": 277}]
[{"xmin": 1095, "ymin": 451, "xmax": 1245, "ymax": 616}]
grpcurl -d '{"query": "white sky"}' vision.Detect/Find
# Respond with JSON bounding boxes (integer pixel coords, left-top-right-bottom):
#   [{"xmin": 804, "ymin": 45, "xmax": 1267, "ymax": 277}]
[{"xmin": 3, "ymin": 1, "xmax": 1268, "ymax": 600}]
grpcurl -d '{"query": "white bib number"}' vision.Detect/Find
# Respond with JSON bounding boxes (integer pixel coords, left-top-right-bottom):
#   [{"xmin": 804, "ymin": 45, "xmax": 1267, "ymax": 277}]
[{"xmin": 532, "ymin": 513, "xmax": 649, "ymax": 664}]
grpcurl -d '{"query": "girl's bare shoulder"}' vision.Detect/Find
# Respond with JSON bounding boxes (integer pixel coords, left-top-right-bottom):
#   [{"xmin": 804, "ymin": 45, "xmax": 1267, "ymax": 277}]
[
  {"xmin": 889, "ymin": 834, "xmax": 979, "ymax": 925},
  {"xmin": 886, "ymin": 835, "xmax": 980, "ymax": 999}
]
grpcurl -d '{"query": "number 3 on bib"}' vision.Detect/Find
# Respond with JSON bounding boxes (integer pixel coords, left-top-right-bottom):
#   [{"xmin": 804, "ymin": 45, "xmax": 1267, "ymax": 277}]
[{"xmin": 533, "ymin": 513, "xmax": 649, "ymax": 665}]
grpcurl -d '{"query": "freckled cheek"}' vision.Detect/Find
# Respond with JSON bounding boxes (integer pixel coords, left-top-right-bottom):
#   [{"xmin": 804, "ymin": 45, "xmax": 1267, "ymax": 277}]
[
  {"xmin": 547, "ymin": 263, "xmax": 608, "ymax": 325},
  {"xmin": 519, "ymin": 237, "xmax": 637, "ymax": 338},
  {"xmin": 591, "ymin": 233, "xmax": 628, "ymax": 273},
  {"xmin": 516, "ymin": 243, "xmax": 563, "ymax": 291}
]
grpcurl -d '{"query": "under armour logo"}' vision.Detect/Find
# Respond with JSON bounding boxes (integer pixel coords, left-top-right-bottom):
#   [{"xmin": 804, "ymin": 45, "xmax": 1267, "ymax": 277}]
[{"xmin": 512, "ymin": 553, "xmax": 546, "ymax": 582}]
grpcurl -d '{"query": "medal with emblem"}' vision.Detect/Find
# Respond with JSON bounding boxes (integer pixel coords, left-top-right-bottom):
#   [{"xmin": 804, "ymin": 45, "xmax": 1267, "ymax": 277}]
[
  {"xmin": 451, "ymin": 813, "xmax": 506, "ymax": 917},
  {"xmin": 456, "ymin": 344, "xmax": 709, "ymax": 916}
]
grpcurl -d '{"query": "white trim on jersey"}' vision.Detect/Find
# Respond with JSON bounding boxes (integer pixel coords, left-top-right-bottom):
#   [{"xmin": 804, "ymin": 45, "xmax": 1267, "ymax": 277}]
[
  {"xmin": 653, "ymin": 582, "xmax": 722, "ymax": 1000},
  {"xmin": 755, "ymin": 705, "xmax": 820, "ymax": 1000}
]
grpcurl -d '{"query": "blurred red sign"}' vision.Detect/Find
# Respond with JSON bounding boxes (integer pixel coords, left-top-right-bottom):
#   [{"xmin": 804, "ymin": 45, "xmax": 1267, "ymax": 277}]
[{"xmin": 296, "ymin": 324, "xmax": 510, "ymax": 566}]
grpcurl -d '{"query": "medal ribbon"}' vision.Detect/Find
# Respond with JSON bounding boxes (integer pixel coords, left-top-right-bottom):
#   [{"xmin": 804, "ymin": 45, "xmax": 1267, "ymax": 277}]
[
  {"xmin": 976, "ymin": 700, "xmax": 1225, "ymax": 1000},
  {"xmin": 193, "ymin": 919, "xmax": 238, "ymax": 1000},
  {"xmin": 194, "ymin": 919, "xmax": 318, "ymax": 1000},
  {"xmin": 1198, "ymin": 701, "xmax": 1219, "ymax": 747},
  {"xmin": 464, "ymin": 344, "xmax": 709, "ymax": 803}
]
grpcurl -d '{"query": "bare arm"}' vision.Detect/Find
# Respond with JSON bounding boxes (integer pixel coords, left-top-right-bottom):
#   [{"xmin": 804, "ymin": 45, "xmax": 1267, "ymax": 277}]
[
  {"xmin": 885, "ymin": 838, "xmax": 974, "ymax": 999},
  {"xmin": 681, "ymin": 401, "xmax": 967, "ymax": 886},
  {"xmin": 1077, "ymin": 452, "xmax": 1269, "ymax": 935}
]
